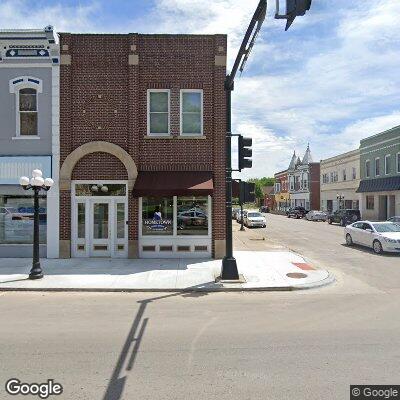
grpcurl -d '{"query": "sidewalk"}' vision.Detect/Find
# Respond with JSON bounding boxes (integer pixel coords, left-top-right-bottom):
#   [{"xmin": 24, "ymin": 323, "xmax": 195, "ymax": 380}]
[{"xmin": 0, "ymin": 251, "xmax": 333, "ymax": 292}]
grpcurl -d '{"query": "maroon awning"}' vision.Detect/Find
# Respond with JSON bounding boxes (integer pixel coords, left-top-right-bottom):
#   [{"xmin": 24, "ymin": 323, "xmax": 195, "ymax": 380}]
[{"xmin": 132, "ymin": 171, "xmax": 213, "ymax": 197}]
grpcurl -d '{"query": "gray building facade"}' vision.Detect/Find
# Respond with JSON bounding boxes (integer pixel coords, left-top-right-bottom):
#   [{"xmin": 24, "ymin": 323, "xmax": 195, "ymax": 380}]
[{"xmin": 0, "ymin": 27, "xmax": 60, "ymax": 257}]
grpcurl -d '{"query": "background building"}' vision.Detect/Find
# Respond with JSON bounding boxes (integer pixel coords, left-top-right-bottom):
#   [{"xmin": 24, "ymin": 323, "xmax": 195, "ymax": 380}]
[
  {"xmin": 262, "ymin": 186, "xmax": 275, "ymax": 210},
  {"xmin": 357, "ymin": 125, "xmax": 400, "ymax": 220},
  {"xmin": 0, "ymin": 27, "xmax": 59, "ymax": 258},
  {"xmin": 287, "ymin": 145, "xmax": 320, "ymax": 210},
  {"xmin": 273, "ymin": 170, "xmax": 289, "ymax": 212},
  {"xmin": 59, "ymin": 33, "xmax": 226, "ymax": 259},
  {"xmin": 320, "ymin": 149, "xmax": 360, "ymax": 212}
]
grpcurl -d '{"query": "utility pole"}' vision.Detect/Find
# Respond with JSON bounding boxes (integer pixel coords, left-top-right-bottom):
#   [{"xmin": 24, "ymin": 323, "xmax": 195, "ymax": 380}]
[{"xmin": 220, "ymin": 0, "xmax": 313, "ymax": 280}]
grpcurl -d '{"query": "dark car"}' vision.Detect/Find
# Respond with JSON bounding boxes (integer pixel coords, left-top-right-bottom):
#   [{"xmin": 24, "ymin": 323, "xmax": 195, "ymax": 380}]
[
  {"xmin": 387, "ymin": 216, "xmax": 400, "ymax": 224},
  {"xmin": 327, "ymin": 209, "xmax": 361, "ymax": 226},
  {"xmin": 286, "ymin": 207, "xmax": 308, "ymax": 219},
  {"xmin": 259, "ymin": 206, "xmax": 270, "ymax": 213}
]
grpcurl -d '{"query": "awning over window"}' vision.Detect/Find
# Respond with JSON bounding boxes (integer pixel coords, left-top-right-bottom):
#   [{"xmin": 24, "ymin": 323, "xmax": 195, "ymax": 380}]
[
  {"xmin": 357, "ymin": 176, "xmax": 400, "ymax": 193},
  {"xmin": 132, "ymin": 171, "xmax": 213, "ymax": 197}
]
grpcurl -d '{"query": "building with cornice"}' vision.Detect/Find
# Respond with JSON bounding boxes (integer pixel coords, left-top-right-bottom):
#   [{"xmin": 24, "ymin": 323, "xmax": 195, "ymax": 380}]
[{"xmin": 287, "ymin": 145, "xmax": 320, "ymax": 210}]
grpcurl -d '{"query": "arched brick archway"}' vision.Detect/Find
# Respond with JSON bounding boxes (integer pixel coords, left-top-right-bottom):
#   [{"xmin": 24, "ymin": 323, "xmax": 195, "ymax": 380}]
[{"xmin": 59, "ymin": 141, "xmax": 138, "ymax": 190}]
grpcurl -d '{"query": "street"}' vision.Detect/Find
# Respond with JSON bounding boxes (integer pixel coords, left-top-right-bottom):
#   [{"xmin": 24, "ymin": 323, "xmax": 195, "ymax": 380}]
[{"xmin": 1, "ymin": 215, "xmax": 400, "ymax": 400}]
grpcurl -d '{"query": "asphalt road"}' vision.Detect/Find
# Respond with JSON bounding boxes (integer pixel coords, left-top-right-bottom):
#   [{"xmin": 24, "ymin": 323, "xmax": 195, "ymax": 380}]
[
  {"xmin": 0, "ymin": 216, "xmax": 399, "ymax": 400},
  {"xmin": 235, "ymin": 212, "xmax": 400, "ymax": 292}
]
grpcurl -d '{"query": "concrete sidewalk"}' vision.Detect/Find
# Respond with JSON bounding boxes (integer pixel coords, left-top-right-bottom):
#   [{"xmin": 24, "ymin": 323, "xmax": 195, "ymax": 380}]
[{"xmin": 0, "ymin": 251, "xmax": 333, "ymax": 292}]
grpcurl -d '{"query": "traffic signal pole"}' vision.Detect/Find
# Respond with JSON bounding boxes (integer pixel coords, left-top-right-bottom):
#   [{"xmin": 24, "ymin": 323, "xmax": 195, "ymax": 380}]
[{"xmin": 220, "ymin": 0, "xmax": 312, "ymax": 280}]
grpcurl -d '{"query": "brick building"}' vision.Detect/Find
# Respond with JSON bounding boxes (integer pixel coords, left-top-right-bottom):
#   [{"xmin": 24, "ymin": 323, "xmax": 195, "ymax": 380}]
[{"xmin": 58, "ymin": 33, "xmax": 227, "ymax": 259}]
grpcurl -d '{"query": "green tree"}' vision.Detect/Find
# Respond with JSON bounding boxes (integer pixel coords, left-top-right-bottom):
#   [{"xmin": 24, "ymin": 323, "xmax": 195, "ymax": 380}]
[{"xmin": 247, "ymin": 177, "xmax": 275, "ymax": 206}]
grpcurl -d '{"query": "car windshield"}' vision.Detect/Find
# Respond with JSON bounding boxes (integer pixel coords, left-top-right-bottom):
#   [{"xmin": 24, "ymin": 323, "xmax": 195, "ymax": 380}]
[
  {"xmin": 248, "ymin": 212, "xmax": 262, "ymax": 217},
  {"xmin": 372, "ymin": 223, "xmax": 400, "ymax": 233}
]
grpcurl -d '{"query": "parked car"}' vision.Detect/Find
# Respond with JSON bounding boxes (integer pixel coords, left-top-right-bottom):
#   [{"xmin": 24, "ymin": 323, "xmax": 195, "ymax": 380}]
[
  {"xmin": 327, "ymin": 209, "xmax": 361, "ymax": 226},
  {"xmin": 387, "ymin": 216, "xmax": 400, "ymax": 224},
  {"xmin": 232, "ymin": 208, "xmax": 240, "ymax": 219},
  {"xmin": 236, "ymin": 210, "xmax": 248, "ymax": 223},
  {"xmin": 286, "ymin": 207, "xmax": 308, "ymax": 219},
  {"xmin": 244, "ymin": 212, "xmax": 266, "ymax": 228},
  {"xmin": 259, "ymin": 206, "xmax": 269, "ymax": 213},
  {"xmin": 305, "ymin": 210, "xmax": 328, "ymax": 221},
  {"xmin": 344, "ymin": 221, "xmax": 400, "ymax": 254},
  {"xmin": 177, "ymin": 210, "xmax": 207, "ymax": 228}
]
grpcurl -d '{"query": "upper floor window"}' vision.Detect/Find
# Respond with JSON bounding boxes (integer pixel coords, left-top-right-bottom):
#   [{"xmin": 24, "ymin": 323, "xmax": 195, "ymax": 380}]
[
  {"xmin": 352, "ymin": 167, "xmax": 356, "ymax": 180},
  {"xmin": 9, "ymin": 76, "xmax": 42, "ymax": 138},
  {"xmin": 19, "ymin": 88, "xmax": 38, "ymax": 136},
  {"xmin": 180, "ymin": 90, "xmax": 203, "ymax": 136},
  {"xmin": 365, "ymin": 160, "xmax": 370, "ymax": 178},
  {"xmin": 385, "ymin": 154, "xmax": 391, "ymax": 175},
  {"xmin": 375, "ymin": 158, "xmax": 380, "ymax": 177},
  {"xmin": 342, "ymin": 169, "xmax": 347, "ymax": 181},
  {"xmin": 147, "ymin": 89, "xmax": 170, "ymax": 136},
  {"xmin": 397, "ymin": 153, "xmax": 400, "ymax": 174}
]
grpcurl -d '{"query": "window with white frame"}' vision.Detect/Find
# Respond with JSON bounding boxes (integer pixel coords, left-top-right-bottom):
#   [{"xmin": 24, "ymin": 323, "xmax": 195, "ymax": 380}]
[
  {"xmin": 352, "ymin": 167, "xmax": 356, "ymax": 180},
  {"xmin": 180, "ymin": 89, "xmax": 203, "ymax": 135},
  {"xmin": 375, "ymin": 158, "xmax": 380, "ymax": 177},
  {"xmin": 385, "ymin": 154, "xmax": 391, "ymax": 175},
  {"xmin": 18, "ymin": 88, "xmax": 38, "ymax": 135},
  {"xmin": 147, "ymin": 89, "xmax": 170, "ymax": 136},
  {"xmin": 342, "ymin": 169, "xmax": 347, "ymax": 181},
  {"xmin": 365, "ymin": 160, "xmax": 370, "ymax": 178}
]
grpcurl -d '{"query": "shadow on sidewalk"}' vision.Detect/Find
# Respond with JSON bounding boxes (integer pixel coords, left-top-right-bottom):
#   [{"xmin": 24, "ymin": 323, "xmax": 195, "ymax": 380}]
[{"xmin": 102, "ymin": 285, "xmax": 211, "ymax": 400}]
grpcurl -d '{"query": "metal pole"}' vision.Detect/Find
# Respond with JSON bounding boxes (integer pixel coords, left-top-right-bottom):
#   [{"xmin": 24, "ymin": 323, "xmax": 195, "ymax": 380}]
[
  {"xmin": 221, "ymin": 79, "xmax": 239, "ymax": 280},
  {"xmin": 29, "ymin": 187, "xmax": 43, "ymax": 279}
]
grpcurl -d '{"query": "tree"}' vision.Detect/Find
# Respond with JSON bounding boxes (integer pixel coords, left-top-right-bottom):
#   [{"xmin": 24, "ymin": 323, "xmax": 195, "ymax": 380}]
[{"xmin": 247, "ymin": 177, "xmax": 275, "ymax": 206}]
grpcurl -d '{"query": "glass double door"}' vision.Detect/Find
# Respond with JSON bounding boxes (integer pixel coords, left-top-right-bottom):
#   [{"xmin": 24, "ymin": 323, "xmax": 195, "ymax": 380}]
[{"xmin": 73, "ymin": 198, "xmax": 127, "ymax": 258}]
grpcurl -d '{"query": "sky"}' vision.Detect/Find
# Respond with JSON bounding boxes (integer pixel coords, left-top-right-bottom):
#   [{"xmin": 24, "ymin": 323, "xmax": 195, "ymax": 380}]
[{"xmin": 2, "ymin": 0, "xmax": 400, "ymax": 178}]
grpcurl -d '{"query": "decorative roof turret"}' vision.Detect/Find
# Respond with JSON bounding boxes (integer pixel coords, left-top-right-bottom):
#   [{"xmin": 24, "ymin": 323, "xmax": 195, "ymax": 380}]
[
  {"xmin": 288, "ymin": 151, "xmax": 297, "ymax": 170},
  {"xmin": 302, "ymin": 143, "xmax": 313, "ymax": 164}
]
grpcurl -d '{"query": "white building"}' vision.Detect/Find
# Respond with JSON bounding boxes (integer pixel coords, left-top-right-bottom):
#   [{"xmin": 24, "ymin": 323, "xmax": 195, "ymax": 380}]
[{"xmin": 320, "ymin": 149, "xmax": 360, "ymax": 212}]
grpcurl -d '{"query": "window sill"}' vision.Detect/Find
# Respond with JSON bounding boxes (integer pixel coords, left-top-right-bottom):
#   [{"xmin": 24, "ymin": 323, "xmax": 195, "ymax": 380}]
[
  {"xmin": 12, "ymin": 136, "xmax": 40, "ymax": 140},
  {"xmin": 144, "ymin": 135, "xmax": 173, "ymax": 139},
  {"xmin": 177, "ymin": 135, "xmax": 206, "ymax": 139}
]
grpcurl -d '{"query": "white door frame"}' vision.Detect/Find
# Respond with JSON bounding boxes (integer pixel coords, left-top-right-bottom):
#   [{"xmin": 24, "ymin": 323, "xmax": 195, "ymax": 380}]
[{"xmin": 71, "ymin": 181, "xmax": 128, "ymax": 258}]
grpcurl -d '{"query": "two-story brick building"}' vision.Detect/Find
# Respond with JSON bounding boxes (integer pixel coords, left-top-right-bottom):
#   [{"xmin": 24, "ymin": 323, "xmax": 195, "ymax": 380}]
[
  {"xmin": 58, "ymin": 33, "xmax": 227, "ymax": 259},
  {"xmin": 0, "ymin": 27, "xmax": 60, "ymax": 258},
  {"xmin": 357, "ymin": 125, "xmax": 400, "ymax": 220}
]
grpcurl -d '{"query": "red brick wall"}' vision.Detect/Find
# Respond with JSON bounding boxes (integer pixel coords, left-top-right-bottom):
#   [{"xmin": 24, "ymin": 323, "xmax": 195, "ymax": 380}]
[
  {"xmin": 310, "ymin": 163, "xmax": 320, "ymax": 210},
  {"xmin": 59, "ymin": 33, "xmax": 227, "ymax": 254}
]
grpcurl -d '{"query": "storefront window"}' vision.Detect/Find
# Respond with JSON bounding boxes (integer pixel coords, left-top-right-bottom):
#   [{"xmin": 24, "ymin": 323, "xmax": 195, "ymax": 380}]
[
  {"xmin": 177, "ymin": 196, "xmax": 208, "ymax": 236},
  {"xmin": 0, "ymin": 195, "xmax": 46, "ymax": 244},
  {"xmin": 142, "ymin": 197, "xmax": 173, "ymax": 236}
]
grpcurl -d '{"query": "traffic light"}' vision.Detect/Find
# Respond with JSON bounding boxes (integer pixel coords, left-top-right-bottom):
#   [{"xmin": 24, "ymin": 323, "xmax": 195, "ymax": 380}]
[
  {"xmin": 238, "ymin": 135, "xmax": 252, "ymax": 171},
  {"xmin": 239, "ymin": 181, "xmax": 256, "ymax": 204},
  {"xmin": 275, "ymin": 0, "xmax": 312, "ymax": 31}
]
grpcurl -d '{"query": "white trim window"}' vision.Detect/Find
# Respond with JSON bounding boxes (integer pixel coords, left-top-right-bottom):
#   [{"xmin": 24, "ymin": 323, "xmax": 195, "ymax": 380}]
[
  {"xmin": 352, "ymin": 167, "xmax": 356, "ymax": 180},
  {"xmin": 147, "ymin": 89, "xmax": 170, "ymax": 136},
  {"xmin": 365, "ymin": 160, "xmax": 370, "ymax": 178},
  {"xmin": 397, "ymin": 152, "xmax": 400, "ymax": 174},
  {"xmin": 9, "ymin": 76, "xmax": 43, "ymax": 137},
  {"xmin": 180, "ymin": 89, "xmax": 203, "ymax": 136},
  {"xmin": 385, "ymin": 154, "xmax": 391, "ymax": 175},
  {"xmin": 342, "ymin": 169, "xmax": 347, "ymax": 181},
  {"xmin": 375, "ymin": 157, "xmax": 380, "ymax": 177}
]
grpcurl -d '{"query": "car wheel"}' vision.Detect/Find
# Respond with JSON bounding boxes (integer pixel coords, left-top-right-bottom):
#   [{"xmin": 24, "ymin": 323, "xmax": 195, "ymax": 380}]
[
  {"xmin": 345, "ymin": 234, "xmax": 353, "ymax": 246},
  {"xmin": 340, "ymin": 218, "xmax": 346, "ymax": 227},
  {"xmin": 328, "ymin": 218, "xmax": 332, "ymax": 224},
  {"xmin": 373, "ymin": 240, "xmax": 383, "ymax": 255}
]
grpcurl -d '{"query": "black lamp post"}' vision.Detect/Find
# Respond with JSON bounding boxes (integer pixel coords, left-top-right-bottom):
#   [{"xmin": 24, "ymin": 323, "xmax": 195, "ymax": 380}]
[
  {"xmin": 19, "ymin": 169, "xmax": 54, "ymax": 280},
  {"xmin": 336, "ymin": 193, "xmax": 344, "ymax": 210}
]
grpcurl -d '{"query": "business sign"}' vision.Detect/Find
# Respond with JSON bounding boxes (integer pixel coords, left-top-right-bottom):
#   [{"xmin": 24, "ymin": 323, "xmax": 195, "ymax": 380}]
[
  {"xmin": 0, "ymin": 156, "xmax": 52, "ymax": 185},
  {"xmin": 142, "ymin": 219, "xmax": 173, "ymax": 235}
]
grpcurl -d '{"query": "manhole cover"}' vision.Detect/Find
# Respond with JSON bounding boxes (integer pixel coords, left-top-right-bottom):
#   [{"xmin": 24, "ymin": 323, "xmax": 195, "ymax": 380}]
[{"xmin": 286, "ymin": 272, "xmax": 308, "ymax": 279}]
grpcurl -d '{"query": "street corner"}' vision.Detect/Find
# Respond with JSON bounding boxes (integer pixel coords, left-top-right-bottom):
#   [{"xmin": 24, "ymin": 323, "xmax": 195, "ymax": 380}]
[{"xmin": 232, "ymin": 250, "xmax": 334, "ymax": 291}]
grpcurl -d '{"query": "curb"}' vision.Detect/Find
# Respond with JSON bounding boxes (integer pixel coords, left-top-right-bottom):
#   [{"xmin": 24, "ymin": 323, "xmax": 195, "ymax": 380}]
[{"xmin": 0, "ymin": 272, "xmax": 335, "ymax": 293}]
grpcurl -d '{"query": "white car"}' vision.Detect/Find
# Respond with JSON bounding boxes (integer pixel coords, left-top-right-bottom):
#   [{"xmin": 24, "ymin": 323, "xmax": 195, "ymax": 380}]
[
  {"xmin": 305, "ymin": 210, "xmax": 327, "ymax": 221},
  {"xmin": 344, "ymin": 221, "xmax": 400, "ymax": 254},
  {"xmin": 244, "ymin": 212, "xmax": 266, "ymax": 228}
]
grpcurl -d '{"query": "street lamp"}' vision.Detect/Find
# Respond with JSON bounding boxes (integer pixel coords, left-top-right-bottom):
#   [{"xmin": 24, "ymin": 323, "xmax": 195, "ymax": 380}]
[
  {"xmin": 19, "ymin": 169, "xmax": 54, "ymax": 279},
  {"xmin": 336, "ymin": 193, "xmax": 344, "ymax": 210}
]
